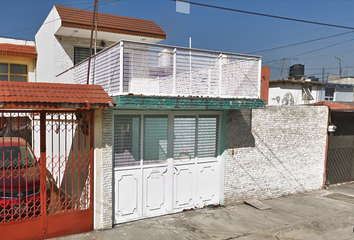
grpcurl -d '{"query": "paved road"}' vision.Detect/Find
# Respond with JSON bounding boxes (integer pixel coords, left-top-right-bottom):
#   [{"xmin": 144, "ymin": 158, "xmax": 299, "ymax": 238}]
[{"xmin": 53, "ymin": 183, "xmax": 354, "ymax": 240}]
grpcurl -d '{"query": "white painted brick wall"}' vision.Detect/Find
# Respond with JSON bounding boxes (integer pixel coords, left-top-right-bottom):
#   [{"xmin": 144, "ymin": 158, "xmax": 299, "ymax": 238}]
[
  {"xmin": 224, "ymin": 106, "xmax": 328, "ymax": 205},
  {"xmin": 54, "ymin": 36, "xmax": 115, "ymax": 77}
]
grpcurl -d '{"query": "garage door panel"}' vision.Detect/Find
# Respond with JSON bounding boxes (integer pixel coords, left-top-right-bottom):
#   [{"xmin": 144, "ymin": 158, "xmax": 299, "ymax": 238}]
[
  {"xmin": 174, "ymin": 165, "xmax": 194, "ymax": 209},
  {"xmin": 115, "ymin": 169, "xmax": 141, "ymax": 221},
  {"xmin": 196, "ymin": 162, "xmax": 219, "ymax": 206}
]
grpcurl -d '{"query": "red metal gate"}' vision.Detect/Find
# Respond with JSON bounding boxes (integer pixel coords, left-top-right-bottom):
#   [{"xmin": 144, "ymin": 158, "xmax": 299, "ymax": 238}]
[{"xmin": 0, "ymin": 110, "xmax": 94, "ymax": 239}]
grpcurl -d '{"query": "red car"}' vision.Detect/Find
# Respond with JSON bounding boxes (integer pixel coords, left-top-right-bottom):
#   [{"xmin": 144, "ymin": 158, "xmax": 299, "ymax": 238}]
[{"xmin": 0, "ymin": 137, "xmax": 51, "ymax": 221}]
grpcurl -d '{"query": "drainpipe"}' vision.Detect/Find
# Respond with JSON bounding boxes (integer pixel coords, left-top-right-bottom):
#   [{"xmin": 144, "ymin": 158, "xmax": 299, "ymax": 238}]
[{"xmin": 323, "ymin": 107, "xmax": 330, "ymax": 188}]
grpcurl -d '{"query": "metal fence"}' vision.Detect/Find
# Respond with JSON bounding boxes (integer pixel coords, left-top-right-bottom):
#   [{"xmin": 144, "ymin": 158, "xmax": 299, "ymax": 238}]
[{"xmin": 56, "ymin": 40, "xmax": 261, "ymax": 99}]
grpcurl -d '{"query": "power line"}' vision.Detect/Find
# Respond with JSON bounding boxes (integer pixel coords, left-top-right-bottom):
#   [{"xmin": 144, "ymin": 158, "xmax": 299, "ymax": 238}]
[
  {"xmin": 250, "ymin": 31, "xmax": 354, "ymax": 54},
  {"xmin": 290, "ymin": 38, "xmax": 354, "ymax": 58},
  {"xmin": 173, "ymin": 0, "xmax": 354, "ymax": 31}
]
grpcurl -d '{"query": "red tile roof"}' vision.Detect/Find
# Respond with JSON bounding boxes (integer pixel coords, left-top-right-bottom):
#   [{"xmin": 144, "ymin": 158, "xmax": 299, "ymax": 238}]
[
  {"xmin": 314, "ymin": 101, "xmax": 354, "ymax": 111},
  {"xmin": 0, "ymin": 81, "xmax": 114, "ymax": 109},
  {"xmin": 0, "ymin": 43, "xmax": 37, "ymax": 58},
  {"xmin": 55, "ymin": 5, "xmax": 166, "ymax": 40}
]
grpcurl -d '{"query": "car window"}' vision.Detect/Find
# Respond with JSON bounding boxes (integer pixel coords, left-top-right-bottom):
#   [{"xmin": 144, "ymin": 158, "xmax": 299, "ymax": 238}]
[{"xmin": 0, "ymin": 146, "xmax": 35, "ymax": 168}]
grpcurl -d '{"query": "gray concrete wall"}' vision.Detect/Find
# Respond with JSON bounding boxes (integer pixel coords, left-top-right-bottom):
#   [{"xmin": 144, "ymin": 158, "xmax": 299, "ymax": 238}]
[{"xmin": 224, "ymin": 106, "xmax": 328, "ymax": 205}]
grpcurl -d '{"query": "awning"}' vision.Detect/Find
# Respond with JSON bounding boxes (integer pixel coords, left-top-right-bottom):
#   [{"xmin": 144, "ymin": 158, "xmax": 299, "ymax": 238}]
[
  {"xmin": 0, "ymin": 81, "xmax": 115, "ymax": 109},
  {"xmin": 112, "ymin": 95, "xmax": 265, "ymax": 110}
]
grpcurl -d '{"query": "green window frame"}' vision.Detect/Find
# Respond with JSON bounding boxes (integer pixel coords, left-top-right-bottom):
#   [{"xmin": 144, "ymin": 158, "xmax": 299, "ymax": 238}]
[{"xmin": 0, "ymin": 63, "xmax": 28, "ymax": 82}]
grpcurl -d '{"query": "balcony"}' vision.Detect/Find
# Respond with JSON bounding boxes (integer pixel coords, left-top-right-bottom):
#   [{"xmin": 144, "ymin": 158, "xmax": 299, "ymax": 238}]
[{"xmin": 56, "ymin": 40, "xmax": 261, "ymax": 99}]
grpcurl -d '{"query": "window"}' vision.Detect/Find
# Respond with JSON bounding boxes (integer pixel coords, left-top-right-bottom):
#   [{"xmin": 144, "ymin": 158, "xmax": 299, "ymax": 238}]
[
  {"xmin": 74, "ymin": 47, "xmax": 103, "ymax": 65},
  {"xmin": 325, "ymin": 87, "xmax": 335, "ymax": 101},
  {"xmin": 114, "ymin": 115, "xmax": 141, "ymax": 167},
  {"xmin": 114, "ymin": 113, "xmax": 219, "ymax": 167},
  {"xmin": 0, "ymin": 63, "xmax": 28, "ymax": 82}
]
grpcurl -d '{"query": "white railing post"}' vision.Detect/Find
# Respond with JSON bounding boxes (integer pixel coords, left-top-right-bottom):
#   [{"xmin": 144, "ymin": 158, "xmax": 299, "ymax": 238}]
[
  {"xmin": 219, "ymin": 54, "xmax": 222, "ymax": 97},
  {"xmin": 120, "ymin": 41, "xmax": 124, "ymax": 94},
  {"xmin": 208, "ymin": 68, "xmax": 211, "ymax": 96},
  {"xmin": 173, "ymin": 48, "xmax": 177, "ymax": 95}
]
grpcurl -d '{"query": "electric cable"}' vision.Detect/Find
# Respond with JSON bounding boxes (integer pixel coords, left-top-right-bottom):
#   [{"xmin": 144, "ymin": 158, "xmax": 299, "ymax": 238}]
[{"xmin": 173, "ymin": 0, "xmax": 354, "ymax": 31}]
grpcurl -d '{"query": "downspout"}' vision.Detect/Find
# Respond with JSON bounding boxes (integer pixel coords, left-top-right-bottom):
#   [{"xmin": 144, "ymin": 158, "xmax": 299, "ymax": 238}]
[{"xmin": 323, "ymin": 106, "xmax": 330, "ymax": 188}]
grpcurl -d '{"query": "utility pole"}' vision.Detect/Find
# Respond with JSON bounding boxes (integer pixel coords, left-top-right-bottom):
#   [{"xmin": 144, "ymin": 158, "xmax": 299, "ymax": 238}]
[
  {"xmin": 335, "ymin": 56, "xmax": 342, "ymax": 78},
  {"xmin": 87, "ymin": 0, "xmax": 98, "ymax": 85},
  {"xmin": 322, "ymin": 67, "xmax": 325, "ymax": 82}
]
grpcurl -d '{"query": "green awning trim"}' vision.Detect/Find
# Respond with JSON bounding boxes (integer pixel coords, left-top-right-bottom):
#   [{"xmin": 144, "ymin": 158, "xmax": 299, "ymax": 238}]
[{"xmin": 112, "ymin": 95, "xmax": 265, "ymax": 110}]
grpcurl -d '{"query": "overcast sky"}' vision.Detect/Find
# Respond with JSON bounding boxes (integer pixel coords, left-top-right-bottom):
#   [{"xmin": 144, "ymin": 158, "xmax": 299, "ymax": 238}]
[{"xmin": 1, "ymin": 0, "xmax": 354, "ymax": 80}]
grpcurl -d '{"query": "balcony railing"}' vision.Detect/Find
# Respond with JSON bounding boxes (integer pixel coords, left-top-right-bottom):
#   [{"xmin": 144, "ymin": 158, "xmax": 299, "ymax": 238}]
[{"xmin": 56, "ymin": 40, "xmax": 261, "ymax": 99}]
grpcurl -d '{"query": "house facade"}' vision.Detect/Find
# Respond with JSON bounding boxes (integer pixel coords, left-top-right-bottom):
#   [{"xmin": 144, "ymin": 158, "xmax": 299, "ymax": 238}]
[
  {"xmin": 0, "ymin": 37, "xmax": 37, "ymax": 82},
  {"xmin": 268, "ymin": 79, "xmax": 354, "ymax": 106},
  {"xmin": 32, "ymin": 5, "xmax": 329, "ymax": 232},
  {"xmin": 55, "ymin": 39, "xmax": 264, "ymax": 228},
  {"xmin": 35, "ymin": 5, "xmax": 166, "ymax": 83}
]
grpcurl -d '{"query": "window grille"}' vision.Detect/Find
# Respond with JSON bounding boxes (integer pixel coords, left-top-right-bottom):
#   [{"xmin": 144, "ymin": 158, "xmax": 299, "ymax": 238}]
[
  {"xmin": 174, "ymin": 116, "xmax": 196, "ymax": 160},
  {"xmin": 325, "ymin": 87, "xmax": 334, "ymax": 101},
  {"xmin": 74, "ymin": 47, "xmax": 103, "ymax": 65},
  {"xmin": 114, "ymin": 113, "xmax": 220, "ymax": 167},
  {"xmin": 197, "ymin": 116, "xmax": 218, "ymax": 158},
  {"xmin": 114, "ymin": 115, "xmax": 141, "ymax": 167},
  {"xmin": 143, "ymin": 115, "xmax": 168, "ymax": 164}
]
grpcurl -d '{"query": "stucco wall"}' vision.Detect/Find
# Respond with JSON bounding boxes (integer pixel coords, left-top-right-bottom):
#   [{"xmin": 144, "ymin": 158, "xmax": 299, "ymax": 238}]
[
  {"xmin": 0, "ymin": 55, "xmax": 36, "ymax": 82},
  {"xmin": 269, "ymin": 83, "xmax": 320, "ymax": 106},
  {"xmin": 224, "ymin": 106, "xmax": 328, "ymax": 205}
]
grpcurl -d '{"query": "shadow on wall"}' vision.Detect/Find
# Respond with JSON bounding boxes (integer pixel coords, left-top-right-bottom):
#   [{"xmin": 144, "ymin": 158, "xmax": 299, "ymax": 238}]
[{"xmin": 226, "ymin": 109, "xmax": 255, "ymax": 148}]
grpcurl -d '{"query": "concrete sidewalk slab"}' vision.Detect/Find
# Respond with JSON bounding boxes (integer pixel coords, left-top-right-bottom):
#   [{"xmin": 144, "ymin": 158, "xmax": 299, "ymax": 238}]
[{"xmin": 52, "ymin": 183, "xmax": 354, "ymax": 240}]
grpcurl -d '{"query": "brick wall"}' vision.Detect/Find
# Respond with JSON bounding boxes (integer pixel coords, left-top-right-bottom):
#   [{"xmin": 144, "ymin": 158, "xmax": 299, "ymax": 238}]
[
  {"xmin": 224, "ymin": 106, "xmax": 328, "ymax": 205},
  {"xmin": 54, "ymin": 36, "xmax": 115, "ymax": 76},
  {"xmin": 95, "ymin": 109, "xmax": 113, "ymax": 229}
]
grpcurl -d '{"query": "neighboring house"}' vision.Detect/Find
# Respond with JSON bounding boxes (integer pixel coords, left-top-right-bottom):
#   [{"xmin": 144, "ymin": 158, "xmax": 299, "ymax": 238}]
[
  {"xmin": 328, "ymin": 75, "xmax": 354, "ymax": 84},
  {"xmin": 35, "ymin": 5, "xmax": 166, "ymax": 83},
  {"xmin": 0, "ymin": 37, "xmax": 37, "ymax": 82},
  {"xmin": 314, "ymin": 101, "xmax": 354, "ymax": 185},
  {"xmin": 268, "ymin": 79, "xmax": 354, "ymax": 106}
]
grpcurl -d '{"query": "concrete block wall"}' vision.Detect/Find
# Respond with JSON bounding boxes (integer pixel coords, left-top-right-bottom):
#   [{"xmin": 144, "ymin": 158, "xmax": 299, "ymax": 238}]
[{"xmin": 224, "ymin": 106, "xmax": 328, "ymax": 205}]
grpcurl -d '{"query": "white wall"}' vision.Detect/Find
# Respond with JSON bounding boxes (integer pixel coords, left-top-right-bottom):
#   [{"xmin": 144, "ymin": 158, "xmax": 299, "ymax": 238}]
[
  {"xmin": 334, "ymin": 87, "xmax": 353, "ymax": 101},
  {"xmin": 224, "ymin": 106, "xmax": 328, "ymax": 205},
  {"xmin": 35, "ymin": 6, "xmax": 60, "ymax": 82},
  {"xmin": 269, "ymin": 83, "xmax": 320, "ymax": 106}
]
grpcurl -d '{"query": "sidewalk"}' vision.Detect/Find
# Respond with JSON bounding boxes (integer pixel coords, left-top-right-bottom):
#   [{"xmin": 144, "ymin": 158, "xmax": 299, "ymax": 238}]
[{"xmin": 53, "ymin": 183, "xmax": 354, "ymax": 240}]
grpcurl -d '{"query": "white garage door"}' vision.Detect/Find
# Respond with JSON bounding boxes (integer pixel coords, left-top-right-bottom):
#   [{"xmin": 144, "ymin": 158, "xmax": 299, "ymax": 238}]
[{"xmin": 113, "ymin": 111, "xmax": 222, "ymax": 224}]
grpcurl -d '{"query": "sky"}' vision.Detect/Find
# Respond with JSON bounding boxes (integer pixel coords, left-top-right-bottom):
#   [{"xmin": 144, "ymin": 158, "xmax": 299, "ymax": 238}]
[{"xmin": 1, "ymin": 0, "xmax": 354, "ymax": 80}]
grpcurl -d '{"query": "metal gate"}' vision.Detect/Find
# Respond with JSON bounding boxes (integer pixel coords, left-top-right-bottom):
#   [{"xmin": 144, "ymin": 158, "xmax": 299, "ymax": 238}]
[
  {"xmin": 113, "ymin": 111, "xmax": 221, "ymax": 224},
  {"xmin": 0, "ymin": 110, "xmax": 93, "ymax": 239},
  {"xmin": 326, "ymin": 112, "xmax": 354, "ymax": 184}
]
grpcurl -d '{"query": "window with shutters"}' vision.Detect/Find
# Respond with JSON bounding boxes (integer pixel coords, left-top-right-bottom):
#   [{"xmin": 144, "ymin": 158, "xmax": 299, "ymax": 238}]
[
  {"xmin": 0, "ymin": 63, "xmax": 28, "ymax": 82},
  {"xmin": 74, "ymin": 47, "xmax": 103, "ymax": 65},
  {"xmin": 114, "ymin": 112, "xmax": 220, "ymax": 168}
]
